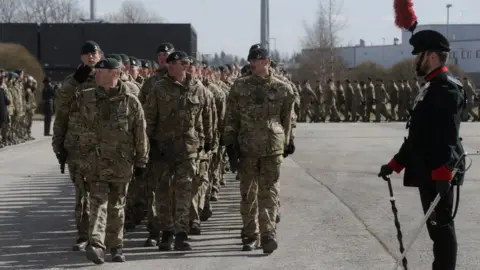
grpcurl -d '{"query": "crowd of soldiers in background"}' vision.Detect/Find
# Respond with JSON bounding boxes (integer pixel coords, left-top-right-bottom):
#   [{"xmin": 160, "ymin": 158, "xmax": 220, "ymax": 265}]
[
  {"xmin": 294, "ymin": 76, "xmax": 479, "ymax": 122},
  {"xmin": 0, "ymin": 69, "xmax": 38, "ymax": 148}
]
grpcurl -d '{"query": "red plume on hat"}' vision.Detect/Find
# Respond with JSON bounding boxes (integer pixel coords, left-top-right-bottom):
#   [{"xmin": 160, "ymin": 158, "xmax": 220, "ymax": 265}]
[{"xmin": 394, "ymin": 0, "xmax": 418, "ymax": 32}]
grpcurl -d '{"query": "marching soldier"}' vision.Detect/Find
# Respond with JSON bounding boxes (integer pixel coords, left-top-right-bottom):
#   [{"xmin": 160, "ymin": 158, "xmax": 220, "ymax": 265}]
[
  {"xmin": 462, "ymin": 77, "xmax": 478, "ymax": 121},
  {"xmin": 378, "ymin": 30, "xmax": 465, "ymax": 270}
]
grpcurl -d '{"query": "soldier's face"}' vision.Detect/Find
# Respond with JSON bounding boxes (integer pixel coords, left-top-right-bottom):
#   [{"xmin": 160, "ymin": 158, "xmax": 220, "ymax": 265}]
[
  {"xmin": 168, "ymin": 60, "xmax": 189, "ymax": 78},
  {"xmin": 140, "ymin": 68, "xmax": 149, "ymax": 77},
  {"xmin": 95, "ymin": 69, "xmax": 119, "ymax": 86},
  {"xmin": 157, "ymin": 52, "xmax": 169, "ymax": 66},
  {"xmin": 81, "ymin": 51, "xmax": 101, "ymax": 67},
  {"xmin": 129, "ymin": 66, "xmax": 139, "ymax": 78},
  {"xmin": 249, "ymin": 58, "xmax": 269, "ymax": 75},
  {"xmin": 187, "ymin": 64, "xmax": 197, "ymax": 75}
]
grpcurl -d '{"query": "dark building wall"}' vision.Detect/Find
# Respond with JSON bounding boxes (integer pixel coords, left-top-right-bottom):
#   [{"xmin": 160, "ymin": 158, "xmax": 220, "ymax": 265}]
[
  {"xmin": 1, "ymin": 23, "xmax": 197, "ymax": 79},
  {"xmin": 0, "ymin": 23, "xmax": 39, "ymax": 58}
]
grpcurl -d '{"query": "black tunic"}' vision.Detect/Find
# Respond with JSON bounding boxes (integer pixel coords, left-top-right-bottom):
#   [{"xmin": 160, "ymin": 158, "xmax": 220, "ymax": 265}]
[{"xmin": 389, "ymin": 66, "xmax": 466, "ymax": 187}]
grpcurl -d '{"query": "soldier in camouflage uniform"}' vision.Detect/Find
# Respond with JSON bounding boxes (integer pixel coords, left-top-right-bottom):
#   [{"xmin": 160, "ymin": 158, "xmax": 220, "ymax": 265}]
[
  {"xmin": 364, "ymin": 78, "xmax": 375, "ymax": 122},
  {"xmin": 139, "ymin": 59, "xmax": 151, "ymax": 79},
  {"xmin": 144, "ymin": 51, "xmax": 212, "ymax": 251},
  {"xmin": 351, "ymin": 80, "xmax": 365, "ymax": 122},
  {"xmin": 129, "ymin": 56, "xmax": 144, "ymax": 88},
  {"xmin": 0, "ymin": 73, "xmax": 10, "ymax": 148},
  {"xmin": 224, "ymin": 48, "xmax": 294, "ymax": 254},
  {"xmin": 335, "ymin": 80, "xmax": 346, "ymax": 121},
  {"xmin": 374, "ymin": 79, "xmax": 391, "ymax": 122},
  {"xmin": 106, "ymin": 54, "xmax": 140, "ymax": 96},
  {"xmin": 52, "ymin": 41, "xmax": 101, "ymax": 251},
  {"xmin": 299, "ymin": 80, "xmax": 317, "ymax": 122},
  {"xmin": 24, "ymin": 76, "xmax": 37, "ymax": 140},
  {"xmin": 343, "ymin": 79, "xmax": 354, "ymax": 122},
  {"xmin": 397, "ymin": 79, "xmax": 409, "ymax": 121},
  {"xmin": 187, "ymin": 58, "xmax": 220, "ymax": 234},
  {"xmin": 138, "ymin": 43, "xmax": 174, "ymax": 104},
  {"xmin": 323, "ymin": 78, "xmax": 340, "ymax": 122},
  {"xmin": 387, "ymin": 80, "xmax": 399, "ymax": 121},
  {"xmin": 3, "ymin": 73, "xmax": 15, "ymax": 145},
  {"xmin": 9, "ymin": 71, "xmax": 25, "ymax": 143},
  {"xmin": 462, "ymin": 77, "xmax": 478, "ymax": 121},
  {"xmin": 69, "ymin": 58, "xmax": 148, "ymax": 264}
]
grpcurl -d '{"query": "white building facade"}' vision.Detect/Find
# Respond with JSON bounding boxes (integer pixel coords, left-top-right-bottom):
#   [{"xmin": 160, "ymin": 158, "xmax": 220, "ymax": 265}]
[{"xmin": 336, "ymin": 24, "xmax": 480, "ymax": 84}]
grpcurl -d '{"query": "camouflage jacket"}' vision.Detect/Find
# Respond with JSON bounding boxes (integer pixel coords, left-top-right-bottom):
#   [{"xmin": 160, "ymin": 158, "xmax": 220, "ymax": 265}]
[
  {"xmin": 52, "ymin": 73, "xmax": 96, "ymax": 154},
  {"xmin": 144, "ymin": 74, "xmax": 213, "ymax": 161},
  {"xmin": 138, "ymin": 68, "xmax": 168, "ymax": 104},
  {"xmin": 224, "ymin": 72, "xmax": 294, "ymax": 157},
  {"xmin": 203, "ymin": 79, "xmax": 226, "ymax": 152},
  {"xmin": 69, "ymin": 81, "xmax": 148, "ymax": 182}
]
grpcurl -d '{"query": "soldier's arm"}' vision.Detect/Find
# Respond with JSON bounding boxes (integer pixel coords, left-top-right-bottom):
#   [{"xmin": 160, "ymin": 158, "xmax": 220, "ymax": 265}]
[
  {"xmin": 201, "ymin": 86, "xmax": 213, "ymax": 145},
  {"xmin": 143, "ymin": 83, "xmax": 159, "ymax": 139},
  {"xmin": 138, "ymin": 76, "xmax": 154, "ymax": 104},
  {"xmin": 281, "ymin": 84, "xmax": 294, "ymax": 144},
  {"xmin": 52, "ymin": 79, "xmax": 79, "ymax": 154},
  {"xmin": 217, "ymin": 91, "xmax": 227, "ymax": 134},
  {"xmin": 131, "ymin": 96, "xmax": 149, "ymax": 167},
  {"xmin": 223, "ymin": 82, "xmax": 241, "ymax": 146}
]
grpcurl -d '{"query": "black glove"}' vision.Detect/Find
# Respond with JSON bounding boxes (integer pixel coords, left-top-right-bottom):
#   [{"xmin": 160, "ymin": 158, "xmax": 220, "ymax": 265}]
[
  {"xmin": 134, "ymin": 167, "xmax": 146, "ymax": 178},
  {"xmin": 226, "ymin": 145, "xmax": 239, "ymax": 173},
  {"xmin": 436, "ymin": 181, "xmax": 451, "ymax": 197},
  {"xmin": 73, "ymin": 65, "xmax": 92, "ymax": 84},
  {"xmin": 204, "ymin": 142, "xmax": 212, "ymax": 153},
  {"xmin": 378, "ymin": 164, "xmax": 393, "ymax": 179},
  {"xmin": 283, "ymin": 139, "xmax": 295, "ymax": 157}
]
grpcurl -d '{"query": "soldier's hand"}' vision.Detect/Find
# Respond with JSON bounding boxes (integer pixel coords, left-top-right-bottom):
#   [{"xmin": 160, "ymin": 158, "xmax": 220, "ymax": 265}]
[
  {"xmin": 134, "ymin": 167, "xmax": 146, "ymax": 178},
  {"xmin": 283, "ymin": 139, "xmax": 295, "ymax": 157},
  {"xmin": 73, "ymin": 65, "xmax": 92, "ymax": 84},
  {"xmin": 378, "ymin": 164, "xmax": 393, "ymax": 178}
]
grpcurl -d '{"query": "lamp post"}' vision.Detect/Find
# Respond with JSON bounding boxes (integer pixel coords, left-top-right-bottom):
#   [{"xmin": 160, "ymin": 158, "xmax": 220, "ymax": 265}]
[{"xmin": 446, "ymin": 4, "xmax": 452, "ymax": 40}]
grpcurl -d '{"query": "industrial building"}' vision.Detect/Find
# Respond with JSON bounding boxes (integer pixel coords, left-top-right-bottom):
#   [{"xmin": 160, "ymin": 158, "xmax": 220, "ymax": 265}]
[{"xmin": 336, "ymin": 24, "xmax": 480, "ymax": 85}]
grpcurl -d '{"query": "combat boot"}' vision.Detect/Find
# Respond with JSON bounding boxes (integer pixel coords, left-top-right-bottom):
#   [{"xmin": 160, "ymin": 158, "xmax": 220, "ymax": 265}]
[
  {"xmin": 261, "ymin": 234, "xmax": 278, "ymax": 254},
  {"xmin": 86, "ymin": 244, "xmax": 105, "ymax": 265},
  {"xmin": 276, "ymin": 212, "xmax": 281, "ymax": 223},
  {"xmin": 158, "ymin": 231, "xmax": 174, "ymax": 251},
  {"xmin": 144, "ymin": 231, "xmax": 159, "ymax": 247},
  {"xmin": 189, "ymin": 222, "xmax": 201, "ymax": 235},
  {"xmin": 72, "ymin": 237, "xmax": 88, "ymax": 251},
  {"xmin": 242, "ymin": 236, "xmax": 259, "ymax": 251},
  {"xmin": 174, "ymin": 232, "xmax": 192, "ymax": 251},
  {"xmin": 210, "ymin": 190, "xmax": 219, "ymax": 201},
  {"xmin": 110, "ymin": 247, "xmax": 126, "ymax": 262},
  {"xmin": 200, "ymin": 203, "xmax": 212, "ymax": 222}
]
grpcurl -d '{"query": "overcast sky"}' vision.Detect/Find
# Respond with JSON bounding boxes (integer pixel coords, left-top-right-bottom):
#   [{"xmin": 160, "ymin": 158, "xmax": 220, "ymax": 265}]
[{"xmin": 79, "ymin": 0, "xmax": 480, "ymax": 57}]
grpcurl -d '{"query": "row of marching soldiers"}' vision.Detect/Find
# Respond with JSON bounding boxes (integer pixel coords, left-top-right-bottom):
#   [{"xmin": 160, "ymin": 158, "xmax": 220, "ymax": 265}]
[
  {"xmin": 0, "ymin": 69, "xmax": 37, "ymax": 148},
  {"xmin": 296, "ymin": 76, "xmax": 479, "ymax": 122},
  {"xmin": 52, "ymin": 41, "xmax": 294, "ymax": 265}
]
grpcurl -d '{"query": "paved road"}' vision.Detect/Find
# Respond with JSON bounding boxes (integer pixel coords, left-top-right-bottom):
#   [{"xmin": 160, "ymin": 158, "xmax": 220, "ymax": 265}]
[{"xmin": 1, "ymin": 121, "xmax": 480, "ymax": 269}]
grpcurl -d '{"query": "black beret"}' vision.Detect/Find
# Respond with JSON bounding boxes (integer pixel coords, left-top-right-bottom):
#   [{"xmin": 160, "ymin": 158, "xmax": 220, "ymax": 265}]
[
  {"xmin": 188, "ymin": 56, "xmax": 200, "ymax": 66},
  {"xmin": 140, "ymin": 59, "xmax": 150, "ymax": 68},
  {"xmin": 95, "ymin": 58, "xmax": 121, "ymax": 69},
  {"xmin": 129, "ymin": 56, "xmax": 139, "ymax": 67},
  {"xmin": 249, "ymin": 43, "xmax": 263, "ymax": 52},
  {"xmin": 247, "ymin": 48, "xmax": 269, "ymax": 61},
  {"xmin": 119, "ymin": 54, "xmax": 129, "ymax": 64},
  {"xmin": 105, "ymin": 54, "xmax": 122, "ymax": 63},
  {"xmin": 156, "ymin": 43, "xmax": 175, "ymax": 53},
  {"xmin": 166, "ymin": 51, "xmax": 189, "ymax": 63},
  {"xmin": 81, "ymin": 41, "xmax": 100, "ymax": 55},
  {"xmin": 409, "ymin": 30, "xmax": 450, "ymax": 55}
]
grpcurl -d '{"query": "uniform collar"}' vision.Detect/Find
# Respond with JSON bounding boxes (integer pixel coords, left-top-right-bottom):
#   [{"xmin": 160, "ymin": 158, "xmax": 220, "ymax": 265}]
[{"xmin": 425, "ymin": 66, "xmax": 448, "ymax": 81}]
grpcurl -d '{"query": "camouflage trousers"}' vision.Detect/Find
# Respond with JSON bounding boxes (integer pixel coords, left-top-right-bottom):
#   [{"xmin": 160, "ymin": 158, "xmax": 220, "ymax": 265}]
[
  {"xmin": 190, "ymin": 158, "xmax": 210, "ymax": 225},
  {"xmin": 25, "ymin": 112, "xmax": 33, "ymax": 135},
  {"xmin": 125, "ymin": 173, "xmax": 148, "ymax": 225},
  {"xmin": 210, "ymin": 149, "xmax": 223, "ymax": 192},
  {"xmin": 375, "ymin": 103, "xmax": 391, "ymax": 121},
  {"xmin": 239, "ymin": 155, "xmax": 282, "ymax": 238},
  {"xmin": 153, "ymin": 158, "xmax": 196, "ymax": 234},
  {"xmin": 89, "ymin": 181, "xmax": 129, "ymax": 250},
  {"xmin": 12, "ymin": 114, "xmax": 25, "ymax": 138},
  {"xmin": 68, "ymin": 162, "xmax": 90, "ymax": 240}
]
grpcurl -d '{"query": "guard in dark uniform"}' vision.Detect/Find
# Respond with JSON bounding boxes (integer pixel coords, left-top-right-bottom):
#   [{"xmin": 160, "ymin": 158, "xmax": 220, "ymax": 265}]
[
  {"xmin": 378, "ymin": 30, "xmax": 466, "ymax": 270},
  {"xmin": 42, "ymin": 77, "xmax": 56, "ymax": 136}
]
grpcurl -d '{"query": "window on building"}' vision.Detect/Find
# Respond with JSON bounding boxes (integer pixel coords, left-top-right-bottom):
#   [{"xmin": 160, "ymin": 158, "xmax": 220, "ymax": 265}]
[
  {"xmin": 461, "ymin": 51, "xmax": 467, "ymax": 59},
  {"xmin": 476, "ymin": 50, "xmax": 480, "ymax": 58},
  {"xmin": 467, "ymin": 51, "xmax": 472, "ymax": 59},
  {"xmin": 452, "ymin": 51, "xmax": 457, "ymax": 58}
]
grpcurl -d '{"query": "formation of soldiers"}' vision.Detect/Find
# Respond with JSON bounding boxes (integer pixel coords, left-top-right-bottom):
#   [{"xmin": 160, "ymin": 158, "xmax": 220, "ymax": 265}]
[
  {"xmin": 0, "ymin": 69, "xmax": 37, "ymax": 148},
  {"xmin": 51, "ymin": 41, "xmax": 296, "ymax": 265},
  {"xmin": 296, "ymin": 76, "xmax": 479, "ymax": 122}
]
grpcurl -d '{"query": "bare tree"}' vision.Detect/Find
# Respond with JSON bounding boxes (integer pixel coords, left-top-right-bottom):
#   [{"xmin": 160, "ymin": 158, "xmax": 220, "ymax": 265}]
[
  {"xmin": 0, "ymin": 0, "xmax": 21, "ymax": 23},
  {"xmin": 15, "ymin": 0, "xmax": 85, "ymax": 23},
  {"xmin": 104, "ymin": 0, "xmax": 164, "ymax": 23},
  {"xmin": 299, "ymin": 0, "xmax": 347, "ymax": 82}
]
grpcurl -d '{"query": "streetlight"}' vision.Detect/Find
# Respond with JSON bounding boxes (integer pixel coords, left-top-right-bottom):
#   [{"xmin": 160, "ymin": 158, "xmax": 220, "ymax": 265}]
[{"xmin": 446, "ymin": 4, "xmax": 452, "ymax": 40}]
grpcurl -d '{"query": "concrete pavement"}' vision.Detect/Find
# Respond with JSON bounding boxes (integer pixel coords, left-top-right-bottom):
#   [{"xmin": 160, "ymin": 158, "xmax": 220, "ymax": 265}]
[{"xmin": 0, "ymin": 121, "xmax": 479, "ymax": 269}]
